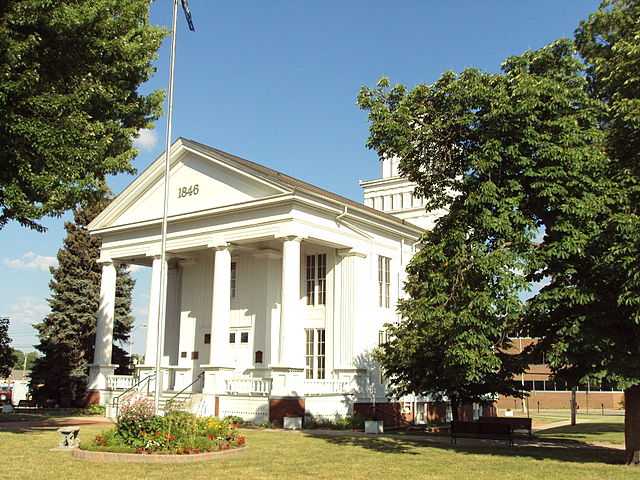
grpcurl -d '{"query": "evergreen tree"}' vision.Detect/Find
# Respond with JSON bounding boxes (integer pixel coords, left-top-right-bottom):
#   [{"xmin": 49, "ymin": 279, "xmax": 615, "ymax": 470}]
[
  {"xmin": 30, "ymin": 195, "xmax": 134, "ymax": 407},
  {"xmin": 0, "ymin": 317, "xmax": 13, "ymax": 378}
]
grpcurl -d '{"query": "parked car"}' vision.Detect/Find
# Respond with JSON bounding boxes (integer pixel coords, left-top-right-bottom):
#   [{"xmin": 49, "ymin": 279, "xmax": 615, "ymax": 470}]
[{"xmin": 0, "ymin": 385, "xmax": 12, "ymax": 406}]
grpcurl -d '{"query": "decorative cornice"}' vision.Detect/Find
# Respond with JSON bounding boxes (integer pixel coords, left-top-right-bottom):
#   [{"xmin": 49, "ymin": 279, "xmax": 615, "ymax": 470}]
[
  {"xmin": 337, "ymin": 248, "xmax": 367, "ymax": 258},
  {"xmin": 206, "ymin": 240, "xmax": 236, "ymax": 252},
  {"xmin": 252, "ymin": 248, "xmax": 282, "ymax": 260}
]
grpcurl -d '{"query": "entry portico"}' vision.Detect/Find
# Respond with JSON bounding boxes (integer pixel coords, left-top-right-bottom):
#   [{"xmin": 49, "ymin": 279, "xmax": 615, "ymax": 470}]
[{"xmin": 87, "ymin": 138, "xmax": 424, "ymax": 421}]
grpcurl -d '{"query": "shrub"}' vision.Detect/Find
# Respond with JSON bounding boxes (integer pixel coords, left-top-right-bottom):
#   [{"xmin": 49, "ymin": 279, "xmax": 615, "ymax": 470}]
[
  {"xmin": 223, "ymin": 415, "xmax": 244, "ymax": 426},
  {"xmin": 116, "ymin": 395, "xmax": 163, "ymax": 448},
  {"xmin": 90, "ymin": 402, "xmax": 243, "ymax": 454},
  {"xmin": 304, "ymin": 414, "xmax": 364, "ymax": 430},
  {"xmin": 82, "ymin": 404, "xmax": 106, "ymax": 416}
]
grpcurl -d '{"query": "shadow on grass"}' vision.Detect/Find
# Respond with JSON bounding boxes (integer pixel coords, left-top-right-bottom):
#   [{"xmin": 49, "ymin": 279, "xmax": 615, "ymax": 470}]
[
  {"xmin": 303, "ymin": 430, "xmax": 626, "ymax": 465},
  {"xmin": 538, "ymin": 422, "xmax": 624, "ymax": 437},
  {"xmin": 0, "ymin": 413, "xmax": 110, "ymax": 434},
  {"xmin": 306, "ymin": 432, "xmax": 419, "ymax": 454},
  {"xmin": 536, "ymin": 422, "xmax": 624, "ymax": 446}
]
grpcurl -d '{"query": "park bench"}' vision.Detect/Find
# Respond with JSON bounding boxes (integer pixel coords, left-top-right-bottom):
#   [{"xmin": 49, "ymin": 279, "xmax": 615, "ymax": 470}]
[
  {"xmin": 479, "ymin": 416, "xmax": 532, "ymax": 436},
  {"xmin": 450, "ymin": 421, "xmax": 513, "ymax": 446}
]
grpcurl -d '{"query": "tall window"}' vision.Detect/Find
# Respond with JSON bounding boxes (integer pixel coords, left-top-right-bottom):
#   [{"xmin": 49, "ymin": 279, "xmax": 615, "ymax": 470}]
[
  {"xmin": 378, "ymin": 330, "xmax": 387, "ymax": 347},
  {"xmin": 378, "ymin": 256, "xmax": 391, "ymax": 308},
  {"xmin": 317, "ymin": 254, "xmax": 326, "ymax": 305},
  {"xmin": 306, "ymin": 255, "xmax": 315, "ymax": 305},
  {"xmin": 306, "ymin": 254, "xmax": 327, "ymax": 306},
  {"xmin": 305, "ymin": 329, "xmax": 314, "ymax": 379},
  {"xmin": 317, "ymin": 328, "xmax": 325, "ymax": 379},
  {"xmin": 378, "ymin": 330, "xmax": 387, "ymax": 383},
  {"xmin": 304, "ymin": 328, "xmax": 326, "ymax": 379},
  {"xmin": 230, "ymin": 261, "xmax": 237, "ymax": 298}
]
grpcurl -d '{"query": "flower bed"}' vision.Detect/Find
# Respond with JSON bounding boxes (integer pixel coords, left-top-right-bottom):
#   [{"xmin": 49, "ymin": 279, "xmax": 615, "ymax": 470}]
[{"xmin": 82, "ymin": 396, "xmax": 245, "ymax": 455}]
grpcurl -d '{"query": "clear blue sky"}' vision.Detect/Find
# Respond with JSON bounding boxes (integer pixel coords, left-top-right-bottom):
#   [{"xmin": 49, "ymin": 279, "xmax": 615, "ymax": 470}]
[{"xmin": 0, "ymin": 0, "xmax": 600, "ymax": 355}]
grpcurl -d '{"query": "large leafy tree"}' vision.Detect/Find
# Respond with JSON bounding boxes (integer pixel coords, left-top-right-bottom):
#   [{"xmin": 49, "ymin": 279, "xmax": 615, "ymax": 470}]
[
  {"xmin": 30, "ymin": 194, "xmax": 134, "ymax": 407},
  {"xmin": 0, "ymin": 0, "xmax": 165, "ymax": 231},
  {"xmin": 358, "ymin": 40, "xmax": 610, "ymax": 420},
  {"xmin": 0, "ymin": 317, "xmax": 13, "ymax": 378},
  {"xmin": 524, "ymin": 0, "xmax": 640, "ymax": 464}
]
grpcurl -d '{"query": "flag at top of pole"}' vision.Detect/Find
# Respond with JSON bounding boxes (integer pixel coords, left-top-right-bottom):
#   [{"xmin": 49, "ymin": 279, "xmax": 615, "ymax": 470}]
[
  {"xmin": 181, "ymin": 0, "xmax": 195, "ymax": 31},
  {"xmin": 153, "ymin": 0, "xmax": 195, "ymax": 415}
]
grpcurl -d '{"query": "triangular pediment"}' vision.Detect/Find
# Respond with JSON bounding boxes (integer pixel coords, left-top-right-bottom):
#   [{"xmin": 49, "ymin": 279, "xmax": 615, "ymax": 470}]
[{"xmin": 90, "ymin": 139, "xmax": 290, "ymax": 230}]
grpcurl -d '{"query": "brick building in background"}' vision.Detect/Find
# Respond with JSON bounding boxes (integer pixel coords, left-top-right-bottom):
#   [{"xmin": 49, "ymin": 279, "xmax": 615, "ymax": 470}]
[{"xmin": 496, "ymin": 337, "xmax": 624, "ymax": 412}]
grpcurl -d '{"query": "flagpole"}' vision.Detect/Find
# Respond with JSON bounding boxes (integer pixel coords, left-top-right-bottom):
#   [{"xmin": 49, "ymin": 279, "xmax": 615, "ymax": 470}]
[{"xmin": 154, "ymin": 0, "xmax": 179, "ymax": 414}]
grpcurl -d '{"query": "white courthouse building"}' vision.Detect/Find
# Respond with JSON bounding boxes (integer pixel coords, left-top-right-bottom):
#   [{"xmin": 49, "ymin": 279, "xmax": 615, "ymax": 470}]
[{"xmin": 87, "ymin": 138, "xmax": 438, "ymax": 423}]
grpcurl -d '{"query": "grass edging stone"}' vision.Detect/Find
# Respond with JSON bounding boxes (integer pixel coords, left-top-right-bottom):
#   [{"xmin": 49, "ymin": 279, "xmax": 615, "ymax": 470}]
[{"xmin": 72, "ymin": 444, "xmax": 247, "ymax": 463}]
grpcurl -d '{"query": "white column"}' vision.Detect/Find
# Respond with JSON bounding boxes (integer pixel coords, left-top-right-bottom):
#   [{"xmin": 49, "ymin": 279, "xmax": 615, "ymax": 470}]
[
  {"xmin": 88, "ymin": 261, "xmax": 117, "ymax": 391},
  {"xmin": 144, "ymin": 256, "xmax": 162, "ymax": 367},
  {"xmin": 202, "ymin": 245, "xmax": 234, "ymax": 395},
  {"xmin": 269, "ymin": 236, "xmax": 305, "ymax": 397},
  {"xmin": 279, "ymin": 236, "xmax": 304, "ymax": 368},
  {"xmin": 210, "ymin": 245, "xmax": 232, "ymax": 366}
]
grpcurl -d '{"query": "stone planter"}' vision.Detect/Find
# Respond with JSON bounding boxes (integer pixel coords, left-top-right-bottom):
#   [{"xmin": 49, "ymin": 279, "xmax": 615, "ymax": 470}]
[{"xmin": 365, "ymin": 420, "xmax": 384, "ymax": 434}]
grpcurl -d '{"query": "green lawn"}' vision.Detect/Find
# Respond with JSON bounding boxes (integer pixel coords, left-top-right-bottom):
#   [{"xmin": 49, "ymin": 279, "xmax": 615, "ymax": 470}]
[
  {"xmin": 537, "ymin": 422, "xmax": 625, "ymax": 446},
  {"xmin": 527, "ymin": 409, "xmax": 626, "ymax": 446},
  {"xmin": 528, "ymin": 409, "xmax": 625, "ymax": 426},
  {"xmin": 0, "ymin": 421, "xmax": 637, "ymax": 479}
]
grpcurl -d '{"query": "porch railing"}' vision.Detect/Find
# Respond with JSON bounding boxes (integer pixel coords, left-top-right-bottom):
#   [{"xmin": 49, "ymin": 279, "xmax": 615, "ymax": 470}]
[
  {"xmin": 163, "ymin": 371, "xmax": 205, "ymax": 413},
  {"xmin": 106, "ymin": 375, "xmax": 135, "ymax": 391},
  {"xmin": 225, "ymin": 377, "xmax": 272, "ymax": 395},
  {"xmin": 303, "ymin": 379, "xmax": 353, "ymax": 395}
]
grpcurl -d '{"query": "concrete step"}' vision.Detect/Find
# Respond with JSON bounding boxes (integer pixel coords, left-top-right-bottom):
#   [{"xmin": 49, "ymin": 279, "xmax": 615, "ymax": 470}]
[{"xmin": 156, "ymin": 391, "xmax": 194, "ymax": 413}]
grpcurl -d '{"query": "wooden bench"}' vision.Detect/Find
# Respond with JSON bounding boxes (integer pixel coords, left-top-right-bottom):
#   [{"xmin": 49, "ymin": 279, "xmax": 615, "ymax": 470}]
[
  {"xmin": 479, "ymin": 416, "xmax": 532, "ymax": 436},
  {"xmin": 17, "ymin": 400, "xmax": 36, "ymax": 409},
  {"xmin": 450, "ymin": 421, "xmax": 513, "ymax": 446}
]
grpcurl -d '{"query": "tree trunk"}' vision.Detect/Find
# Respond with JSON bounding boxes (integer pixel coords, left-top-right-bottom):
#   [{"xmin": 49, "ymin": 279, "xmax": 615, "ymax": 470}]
[
  {"xmin": 624, "ymin": 385, "xmax": 640, "ymax": 465},
  {"xmin": 571, "ymin": 388, "xmax": 577, "ymax": 426},
  {"xmin": 450, "ymin": 396, "xmax": 459, "ymax": 422}
]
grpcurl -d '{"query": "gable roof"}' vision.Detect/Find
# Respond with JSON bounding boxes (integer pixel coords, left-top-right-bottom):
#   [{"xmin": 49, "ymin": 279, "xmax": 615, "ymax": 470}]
[
  {"xmin": 88, "ymin": 137, "xmax": 424, "ymax": 236},
  {"xmin": 183, "ymin": 139, "xmax": 423, "ymax": 231}
]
